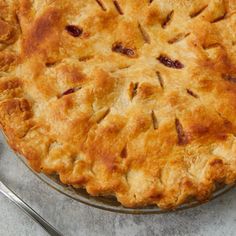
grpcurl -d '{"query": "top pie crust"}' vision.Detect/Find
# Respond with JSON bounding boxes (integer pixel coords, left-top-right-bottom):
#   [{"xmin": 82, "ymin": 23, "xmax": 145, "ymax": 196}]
[{"xmin": 1, "ymin": 0, "xmax": 236, "ymax": 208}]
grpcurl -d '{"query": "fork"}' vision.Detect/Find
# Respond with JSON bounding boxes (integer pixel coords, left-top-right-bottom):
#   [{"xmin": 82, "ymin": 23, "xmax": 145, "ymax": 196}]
[{"xmin": 0, "ymin": 180, "xmax": 63, "ymax": 236}]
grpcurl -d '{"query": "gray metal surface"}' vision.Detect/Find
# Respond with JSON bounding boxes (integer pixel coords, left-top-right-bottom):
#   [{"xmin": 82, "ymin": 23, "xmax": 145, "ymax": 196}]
[{"xmin": 0, "ymin": 132, "xmax": 236, "ymax": 236}]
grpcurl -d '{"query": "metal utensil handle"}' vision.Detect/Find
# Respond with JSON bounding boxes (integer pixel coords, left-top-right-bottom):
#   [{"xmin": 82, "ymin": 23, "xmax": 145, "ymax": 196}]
[{"xmin": 0, "ymin": 181, "xmax": 63, "ymax": 236}]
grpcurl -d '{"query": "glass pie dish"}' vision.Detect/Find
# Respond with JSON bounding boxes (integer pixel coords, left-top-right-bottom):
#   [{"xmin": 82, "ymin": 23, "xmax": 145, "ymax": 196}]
[{"xmin": 16, "ymin": 153, "xmax": 235, "ymax": 214}]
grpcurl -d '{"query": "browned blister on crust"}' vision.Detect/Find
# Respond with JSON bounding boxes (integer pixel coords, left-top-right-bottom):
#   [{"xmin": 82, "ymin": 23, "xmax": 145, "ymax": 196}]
[{"xmin": 1, "ymin": 0, "xmax": 236, "ymax": 209}]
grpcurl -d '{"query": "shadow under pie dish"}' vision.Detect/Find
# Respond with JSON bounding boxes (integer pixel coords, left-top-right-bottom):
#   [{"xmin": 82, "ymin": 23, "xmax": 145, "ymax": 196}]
[{"xmin": 1, "ymin": 0, "xmax": 236, "ymax": 210}]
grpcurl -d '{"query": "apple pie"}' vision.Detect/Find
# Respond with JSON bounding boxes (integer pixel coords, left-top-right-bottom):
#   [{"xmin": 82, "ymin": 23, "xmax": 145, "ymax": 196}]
[{"xmin": 1, "ymin": 0, "xmax": 236, "ymax": 208}]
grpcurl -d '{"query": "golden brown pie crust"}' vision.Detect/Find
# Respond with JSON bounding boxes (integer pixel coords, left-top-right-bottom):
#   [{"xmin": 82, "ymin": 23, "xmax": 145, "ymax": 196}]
[{"xmin": 1, "ymin": 0, "xmax": 236, "ymax": 209}]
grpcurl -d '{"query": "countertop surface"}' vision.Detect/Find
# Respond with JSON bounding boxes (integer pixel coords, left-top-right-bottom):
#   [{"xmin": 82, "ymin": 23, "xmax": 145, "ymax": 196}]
[{"xmin": 0, "ymin": 132, "xmax": 236, "ymax": 236}]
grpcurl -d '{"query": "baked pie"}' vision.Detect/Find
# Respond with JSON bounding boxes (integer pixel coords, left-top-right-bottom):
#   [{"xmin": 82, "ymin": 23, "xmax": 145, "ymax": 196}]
[{"xmin": 1, "ymin": 0, "xmax": 236, "ymax": 209}]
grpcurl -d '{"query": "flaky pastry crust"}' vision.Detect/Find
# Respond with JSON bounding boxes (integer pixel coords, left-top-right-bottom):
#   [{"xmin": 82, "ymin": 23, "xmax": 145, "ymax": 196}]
[{"xmin": 1, "ymin": 0, "xmax": 236, "ymax": 208}]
